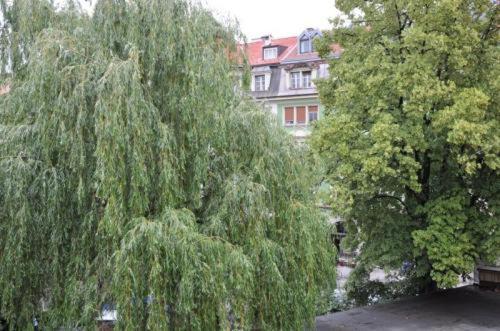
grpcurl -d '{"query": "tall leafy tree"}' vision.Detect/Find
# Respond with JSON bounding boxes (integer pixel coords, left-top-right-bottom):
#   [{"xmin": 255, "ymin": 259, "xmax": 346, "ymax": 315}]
[
  {"xmin": 313, "ymin": 0, "xmax": 499, "ymax": 296},
  {"xmin": 0, "ymin": 0, "xmax": 336, "ymax": 329}
]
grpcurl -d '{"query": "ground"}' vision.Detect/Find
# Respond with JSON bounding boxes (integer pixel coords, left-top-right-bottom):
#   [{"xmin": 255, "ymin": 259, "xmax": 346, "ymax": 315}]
[{"xmin": 316, "ymin": 286, "xmax": 500, "ymax": 331}]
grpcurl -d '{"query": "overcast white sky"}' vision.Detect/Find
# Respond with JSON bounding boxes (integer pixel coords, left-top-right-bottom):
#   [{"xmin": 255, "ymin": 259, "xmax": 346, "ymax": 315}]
[
  {"xmin": 201, "ymin": 0, "xmax": 341, "ymax": 39},
  {"xmin": 50, "ymin": 0, "xmax": 341, "ymax": 40}
]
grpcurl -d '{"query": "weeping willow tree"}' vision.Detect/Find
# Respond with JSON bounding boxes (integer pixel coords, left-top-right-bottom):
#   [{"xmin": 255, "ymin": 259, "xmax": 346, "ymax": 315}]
[{"xmin": 0, "ymin": 0, "xmax": 336, "ymax": 329}]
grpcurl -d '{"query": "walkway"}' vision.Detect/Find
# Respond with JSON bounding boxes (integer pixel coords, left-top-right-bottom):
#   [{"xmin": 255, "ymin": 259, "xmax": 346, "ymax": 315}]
[{"xmin": 316, "ymin": 286, "xmax": 500, "ymax": 331}]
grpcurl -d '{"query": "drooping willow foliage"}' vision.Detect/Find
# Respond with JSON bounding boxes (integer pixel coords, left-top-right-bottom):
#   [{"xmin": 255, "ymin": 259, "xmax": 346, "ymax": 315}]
[{"xmin": 0, "ymin": 0, "xmax": 336, "ymax": 329}]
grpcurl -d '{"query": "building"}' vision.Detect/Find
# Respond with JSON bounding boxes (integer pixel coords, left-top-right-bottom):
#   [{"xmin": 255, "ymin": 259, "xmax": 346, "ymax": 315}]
[
  {"xmin": 474, "ymin": 260, "xmax": 500, "ymax": 288},
  {"xmin": 243, "ymin": 28, "xmax": 341, "ymax": 139}
]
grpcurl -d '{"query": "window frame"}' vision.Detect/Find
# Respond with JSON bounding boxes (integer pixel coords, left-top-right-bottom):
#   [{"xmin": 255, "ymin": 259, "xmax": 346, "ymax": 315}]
[
  {"xmin": 302, "ymin": 71, "xmax": 312, "ymax": 88},
  {"xmin": 283, "ymin": 105, "xmax": 319, "ymax": 127},
  {"xmin": 308, "ymin": 105, "xmax": 318, "ymax": 123},
  {"xmin": 289, "ymin": 70, "xmax": 313, "ymax": 89},
  {"xmin": 300, "ymin": 37, "xmax": 312, "ymax": 53},
  {"xmin": 284, "ymin": 106, "xmax": 295, "ymax": 126},
  {"xmin": 290, "ymin": 72, "xmax": 301, "ymax": 89},
  {"xmin": 296, "ymin": 106, "xmax": 307, "ymax": 125},
  {"xmin": 254, "ymin": 74, "xmax": 266, "ymax": 92},
  {"xmin": 263, "ymin": 47, "xmax": 278, "ymax": 60}
]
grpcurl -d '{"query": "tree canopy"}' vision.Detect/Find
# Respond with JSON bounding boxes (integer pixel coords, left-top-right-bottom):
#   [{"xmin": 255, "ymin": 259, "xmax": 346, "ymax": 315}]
[
  {"xmin": 0, "ymin": 0, "xmax": 336, "ymax": 329},
  {"xmin": 313, "ymin": 0, "xmax": 499, "ymax": 297}
]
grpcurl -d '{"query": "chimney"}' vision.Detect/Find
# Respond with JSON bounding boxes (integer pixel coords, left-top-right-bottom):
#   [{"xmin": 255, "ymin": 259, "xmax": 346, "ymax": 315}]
[{"xmin": 260, "ymin": 34, "xmax": 272, "ymax": 46}]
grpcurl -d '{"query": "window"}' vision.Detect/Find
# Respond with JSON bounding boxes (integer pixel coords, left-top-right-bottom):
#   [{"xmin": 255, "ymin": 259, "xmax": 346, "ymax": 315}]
[
  {"xmin": 308, "ymin": 105, "xmax": 318, "ymax": 122},
  {"xmin": 283, "ymin": 105, "xmax": 319, "ymax": 126},
  {"xmin": 296, "ymin": 106, "xmax": 306, "ymax": 124},
  {"xmin": 300, "ymin": 37, "xmax": 312, "ymax": 53},
  {"xmin": 254, "ymin": 75, "xmax": 265, "ymax": 91},
  {"xmin": 284, "ymin": 107, "xmax": 294, "ymax": 125},
  {"xmin": 290, "ymin": 71, "xmax": 313, "ymax": 89},
  {"xmin": 302, "ymin": 71, "xmax": 312, "ymax": 88},
  {"xmin": 263, "ymin": 47, "xmax": 278, "ymax": 60},
  {"xmin": 290, "ymin": 72, "xmax": 301, "ymax": 89}
]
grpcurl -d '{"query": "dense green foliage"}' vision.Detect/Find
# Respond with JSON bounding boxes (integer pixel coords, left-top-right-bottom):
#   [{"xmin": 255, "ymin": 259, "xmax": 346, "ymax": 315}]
[
  {"xmin": 313, "ymin": 0, "xmax": 499, "ymax": 296},
  {"xmin": 0, "ymin": 0, "xmax": 336, "ymax": 329}
]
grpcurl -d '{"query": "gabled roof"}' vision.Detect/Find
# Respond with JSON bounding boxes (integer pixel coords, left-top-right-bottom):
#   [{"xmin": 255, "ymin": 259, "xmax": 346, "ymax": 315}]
[
  {"xmin": 244, "ymin": 30, "xmax": 342, "ymax": 67},
  {"xmin": 244, "ymin": 36, "xmax": 297, "ymax": 66},
  {"xmin": 298, "ymin": 28, "xmax": 322, "ymax": 41},
  {"xmin": 282, "ymin": 43, "xmax": 342, "ymax": 63}
]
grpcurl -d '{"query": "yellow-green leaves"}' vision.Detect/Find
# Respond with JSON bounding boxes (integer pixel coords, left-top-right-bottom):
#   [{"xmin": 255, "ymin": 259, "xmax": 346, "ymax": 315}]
[
  {"xmin": 313, "ymin": 0, "xmax": 499, "ymax": 295},
  {"xmin": 412, "ymin": 195, "xmax": 476, "ymax": 288},
  {"xmin": 434, "ymin": 88, "xmax": 499, "ymax": 174},
  {"xmin": 0, "ymin": 0, "xmax": 336, "ymax": 329}
]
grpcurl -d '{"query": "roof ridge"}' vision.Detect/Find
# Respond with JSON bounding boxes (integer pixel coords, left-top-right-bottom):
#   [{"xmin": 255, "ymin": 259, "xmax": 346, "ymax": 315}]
[
  {"xmin": 247, "ymin": 35, "xmax": 297, "ymax": 44},
  {"xmin": 282, "ymin": 43, "xmax": 298, "ymax": 59}
]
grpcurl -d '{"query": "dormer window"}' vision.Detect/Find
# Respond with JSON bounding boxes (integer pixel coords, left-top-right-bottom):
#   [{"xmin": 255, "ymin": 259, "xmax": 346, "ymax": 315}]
[
  {"xmin": 298, "ymin": 28, "xmax": 321, "ymax": 54},
  {"xmin": 263, "ymin": 47, "xmax": 278, "ymax": 60},
  {"xmin": 300, "ymin": 37, "xmax": 312, "ymax": 53}
]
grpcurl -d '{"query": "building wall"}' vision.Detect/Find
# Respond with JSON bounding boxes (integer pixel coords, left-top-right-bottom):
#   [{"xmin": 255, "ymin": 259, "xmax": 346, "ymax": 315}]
[
  {"xmin": 276, "ymin": 97, "xmax": 323, "ymax": 138},
  {"xmin": 256, "ymin": 97, "xmax": 322, "ymax": 139},
  {"xmin": 474, "ymin": 260, "xmax": 500, "ymax": 288},
  {"xmin": 250, "ymin": 66, "xmax": 273, "ymax": 92},
  {"xmin": 245, "ymin": 29, "xmax": 335, "ymax": 139},
  {"xmin": 280, "ymin": 66, "xmax": 319, "ymax": 94}
]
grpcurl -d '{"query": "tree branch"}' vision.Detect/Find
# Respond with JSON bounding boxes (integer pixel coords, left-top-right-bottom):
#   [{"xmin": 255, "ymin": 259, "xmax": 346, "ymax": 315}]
[{"xmin": 370, "ymin": 193, "xmax": 411, "ymax": 216}]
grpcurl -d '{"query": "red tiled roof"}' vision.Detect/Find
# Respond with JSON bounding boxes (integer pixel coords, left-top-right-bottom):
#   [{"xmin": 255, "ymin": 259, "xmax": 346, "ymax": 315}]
[
  {"xmin": 244, "ymin": 36, "xmax": 297, "ymax": 66},
  {"xmin": 282, "ymin": 43, "xmax": 342, "ymax": 63},
  {"xmin": 244, "ymin": 35, "xmax": 342, "ymax": 66}
]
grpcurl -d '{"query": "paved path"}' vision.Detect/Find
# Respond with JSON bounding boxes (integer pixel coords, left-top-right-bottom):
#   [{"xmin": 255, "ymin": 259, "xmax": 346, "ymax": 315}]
[{"xmin": 316, "ymin": 286, "xmax": 500, "ymax": 331}]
